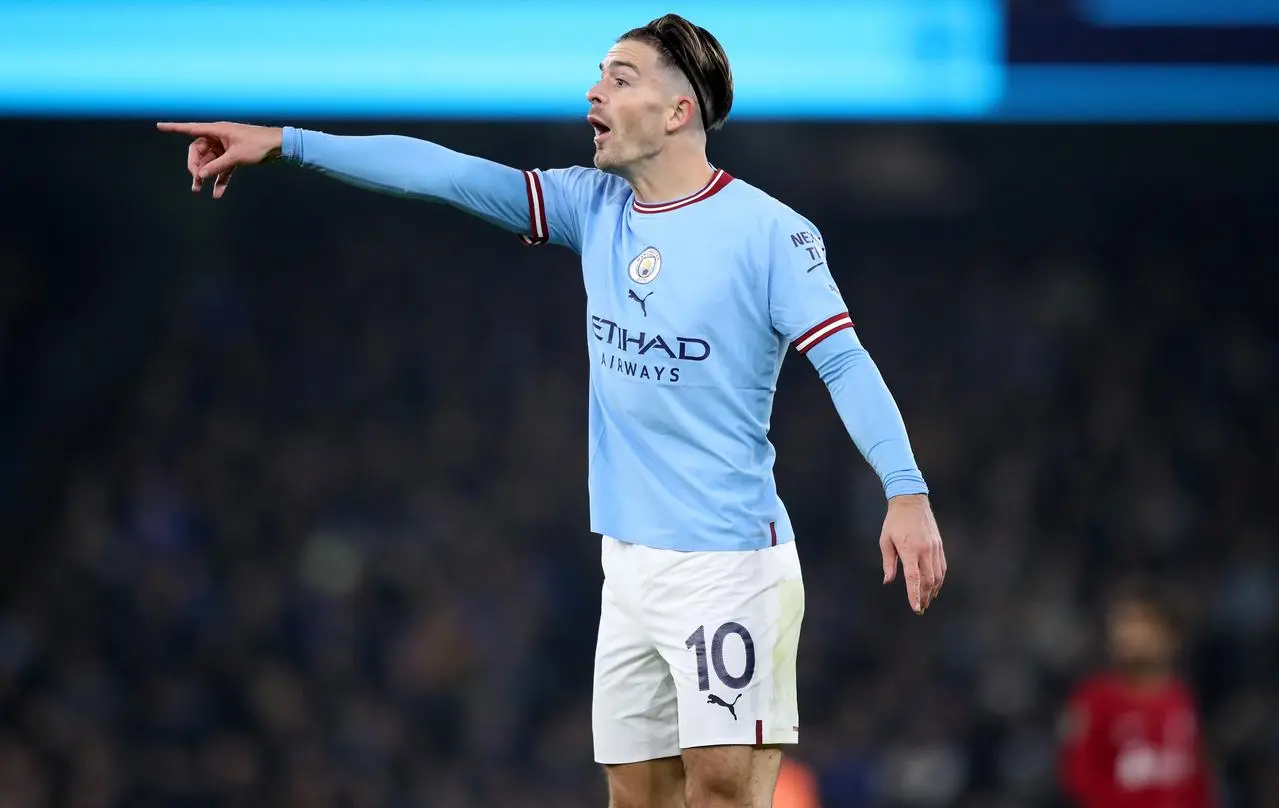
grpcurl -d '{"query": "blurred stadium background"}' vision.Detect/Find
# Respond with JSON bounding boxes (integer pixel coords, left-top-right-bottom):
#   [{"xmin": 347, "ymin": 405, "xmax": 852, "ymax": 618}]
[{"xmin": 0, "ymin": 1, "xmax": 1276, "ymax": 806}]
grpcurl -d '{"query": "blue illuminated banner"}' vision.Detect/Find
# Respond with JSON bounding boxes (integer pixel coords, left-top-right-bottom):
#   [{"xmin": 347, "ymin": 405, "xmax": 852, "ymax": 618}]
[
  {"xmin": 0, "ymin": 0, "xmax": 1004, "ymax": 118},
  {"xmin": 1079, "ymin": 0, "xmax": 1279, "ymax": 26},
  {"xmin": 2, "ymin": 1, "xmax": 1277, "ymax": 120},
  {"xmin": 1001, "ymin": 66, "xmax": 1279, "ymax": 120}
]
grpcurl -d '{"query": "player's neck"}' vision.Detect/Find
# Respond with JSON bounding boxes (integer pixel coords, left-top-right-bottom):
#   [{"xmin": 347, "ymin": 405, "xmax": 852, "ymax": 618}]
[
  {"xmin": 625, "ymin": 146, "xmax": 716, "ymax": 206},
  {"xmin": 1117, "ymin": 665, "xmax": 1174, "ymax": 692}
]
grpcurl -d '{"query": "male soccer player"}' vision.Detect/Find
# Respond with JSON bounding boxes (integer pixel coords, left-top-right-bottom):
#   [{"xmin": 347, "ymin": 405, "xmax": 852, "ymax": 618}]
[
  {"xmin": 1060, "ymin": 587, "xmax": 1216, "ymax": 808},
  {"xmin": 159, "ymin": 14, "xmax": 946, "ymax": 808}
]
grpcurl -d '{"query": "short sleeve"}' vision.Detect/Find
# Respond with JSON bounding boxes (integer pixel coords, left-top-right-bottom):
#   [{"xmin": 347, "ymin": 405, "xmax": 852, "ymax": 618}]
[
  {"xmin": 766, "ymin": 212, "xmax": 853, "ymax": 354},
  {"xmin": 519, "ymin": 166, "xmax": 605, "ymax": 253}
]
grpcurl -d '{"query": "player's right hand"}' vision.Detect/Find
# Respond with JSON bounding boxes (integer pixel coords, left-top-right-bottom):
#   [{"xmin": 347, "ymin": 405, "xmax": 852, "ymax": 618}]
[{"xmin": 155, "ymin": 121, "xmax": 284, "ymax": 199}]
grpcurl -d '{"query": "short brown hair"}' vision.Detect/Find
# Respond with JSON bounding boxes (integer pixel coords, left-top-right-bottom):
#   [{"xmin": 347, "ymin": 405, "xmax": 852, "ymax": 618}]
[{"xmin": 619, "ymin": 14, "xmax": 734, "ymax": 132}]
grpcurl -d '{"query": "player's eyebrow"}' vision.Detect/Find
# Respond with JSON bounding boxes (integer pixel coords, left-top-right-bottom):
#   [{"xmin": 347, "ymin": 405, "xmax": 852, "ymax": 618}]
[{"xmin": 600, "ymin": 59, "xmax": 641, "ymax": 75}]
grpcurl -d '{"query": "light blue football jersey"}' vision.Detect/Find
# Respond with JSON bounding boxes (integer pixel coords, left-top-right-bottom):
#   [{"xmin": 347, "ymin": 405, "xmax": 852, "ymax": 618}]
[
  {"xmin": 281, "ymin": 130, "xmax": 924, "ymax": 554},
  {"xmin": 523, "ymin": 166, "xmax": 852, "ymax": 552}
]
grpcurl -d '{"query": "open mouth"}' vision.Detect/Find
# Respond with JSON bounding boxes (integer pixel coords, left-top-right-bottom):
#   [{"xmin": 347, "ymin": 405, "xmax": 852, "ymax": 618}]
[{"xmin": 588, "ymin": 116, "xmax": 611, "ymax": 142}]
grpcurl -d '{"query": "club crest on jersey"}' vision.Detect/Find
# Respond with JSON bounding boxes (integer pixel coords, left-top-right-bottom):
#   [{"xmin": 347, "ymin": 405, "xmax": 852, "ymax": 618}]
[{"xmin": 627, "ymin": 247, "xmax": 662, "ymax": 285}]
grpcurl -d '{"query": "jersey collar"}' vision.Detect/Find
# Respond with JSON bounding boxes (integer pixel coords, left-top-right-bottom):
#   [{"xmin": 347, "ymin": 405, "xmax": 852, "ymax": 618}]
[{"xmin": 631, "ymin": 169, "xmax": 734, "ymax": 214}]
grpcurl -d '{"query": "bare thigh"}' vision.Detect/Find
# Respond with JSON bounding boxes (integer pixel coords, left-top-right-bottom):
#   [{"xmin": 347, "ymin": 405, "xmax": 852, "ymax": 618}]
[
  {"xmin": 604, "ymin": 748, "xmax": 782, "ymax": 808},
  {"xmin": 682, "ymin": 745, "xmax": 783, "ymax": 808},
  {"xmin": 605, "ymin": 756, "xmax": 686, "ymax": 808}
]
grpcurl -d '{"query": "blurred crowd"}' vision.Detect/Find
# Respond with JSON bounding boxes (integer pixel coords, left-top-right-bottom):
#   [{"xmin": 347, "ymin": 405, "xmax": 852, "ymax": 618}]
[{"xmin": 0, "ymin": 123, "xmax": 1275, "ymax": 807}]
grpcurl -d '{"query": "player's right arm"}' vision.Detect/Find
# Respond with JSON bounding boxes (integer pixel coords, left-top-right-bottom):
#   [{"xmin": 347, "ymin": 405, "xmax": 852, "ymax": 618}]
[{"xmin": 155, "ymin": 121, "xmax": 594, "ymax": 250}]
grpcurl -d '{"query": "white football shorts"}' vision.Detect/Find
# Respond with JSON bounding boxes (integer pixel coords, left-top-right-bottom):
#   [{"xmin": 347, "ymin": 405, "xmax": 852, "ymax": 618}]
[{"xmin": 592, "ymin": 534, "xmax": 805, "ymax": 765}]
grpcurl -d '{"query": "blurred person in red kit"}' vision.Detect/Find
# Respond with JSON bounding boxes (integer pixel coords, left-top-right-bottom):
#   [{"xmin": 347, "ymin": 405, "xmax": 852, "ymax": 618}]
[{"xmin": 1059, "ymin": 585, "xmax": 1217, "ymax": 808}]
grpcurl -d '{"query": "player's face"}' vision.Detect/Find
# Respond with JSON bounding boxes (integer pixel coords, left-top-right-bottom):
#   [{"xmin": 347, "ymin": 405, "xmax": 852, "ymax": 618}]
[
  {"xmin": 1107, "ymin": 601, "xmax": 1175, "ymax": 673},
  {"xmin": 586, "ymin": 40, "xmax": 685, "ymax": 174}
]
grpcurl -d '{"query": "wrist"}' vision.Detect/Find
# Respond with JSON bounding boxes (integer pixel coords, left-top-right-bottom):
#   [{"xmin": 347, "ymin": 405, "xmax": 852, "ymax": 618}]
[
  {"xmin": 264, "ymin": 126, "xmax": 285, "ymax": 162},
  {"xmin": 888, "ymin": 492, "xmax": 929, "ymax": 509}
]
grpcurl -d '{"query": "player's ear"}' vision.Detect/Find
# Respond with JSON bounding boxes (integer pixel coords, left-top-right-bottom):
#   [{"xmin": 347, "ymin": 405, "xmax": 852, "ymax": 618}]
[{"xmin": 667, "ymin": 95, "xmax": 697, "ymax": 133}]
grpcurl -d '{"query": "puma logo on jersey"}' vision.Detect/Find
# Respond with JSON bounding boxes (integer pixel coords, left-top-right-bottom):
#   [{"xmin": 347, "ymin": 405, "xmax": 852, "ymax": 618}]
[
  {"xmin": 707, "ymin": 693, "xmax": 743, "ymax": 720},
  {"xmin": 627, "ymin": 289, "xmax": 653, "ymax": 317}
]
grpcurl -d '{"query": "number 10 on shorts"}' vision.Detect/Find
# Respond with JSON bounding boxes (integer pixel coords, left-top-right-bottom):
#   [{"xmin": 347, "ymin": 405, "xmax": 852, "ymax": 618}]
[{"xmin": 685, "ymin": 622, "xmax": 756, "ymax": 691}]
